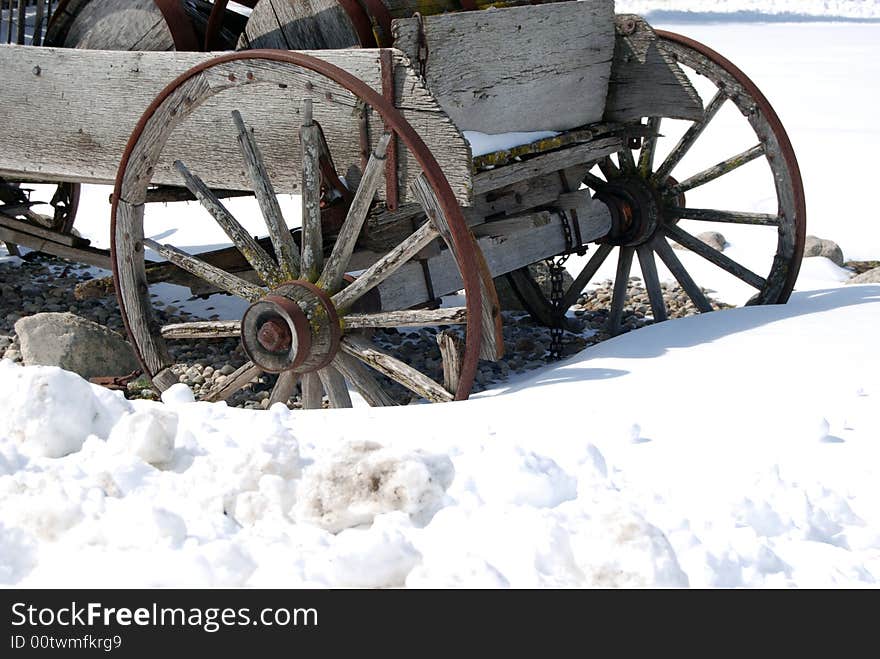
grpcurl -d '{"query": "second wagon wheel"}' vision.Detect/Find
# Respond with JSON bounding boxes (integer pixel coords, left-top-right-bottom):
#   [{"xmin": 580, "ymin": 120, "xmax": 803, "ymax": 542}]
[
  {"xmin": 112, "ymin": 51, "xmax": 485, "ymax": 409},
  {"xmin": 506, "ymin": 30, "xmax": 806, "ymax": 335}
]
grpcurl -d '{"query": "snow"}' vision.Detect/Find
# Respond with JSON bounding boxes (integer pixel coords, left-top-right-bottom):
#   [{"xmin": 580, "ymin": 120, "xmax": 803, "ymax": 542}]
[
  {"xmin": 1, "ymin": 286, "xmax": 879, "ymax": 587},
  {"xmin": 2, "ymin": 19, "xmax": 880, "ymax": 588},
  {"xmin": 617, "ymin": 1, "xmax": 880, "ymax": 20}
]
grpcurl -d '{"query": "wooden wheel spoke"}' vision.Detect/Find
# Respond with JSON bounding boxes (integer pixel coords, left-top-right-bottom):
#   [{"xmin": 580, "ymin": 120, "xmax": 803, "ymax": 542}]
[
  {"xmin": 143, "ymin": 239, "xmax": 263, "ymax": 301},
  {"xmin": 598, "ymin": 156, "xmax": 619, "ymax": 180},
  {"xmin": 300, "ymin": 371, "xmax": 324, "ymax": 410},
  {"xmin": 269, "ymin": 370, "xmax": 298, "ymax": 406},
  {"xmin": 668, "ymin": 207, "xmax": 780, "ymax": 226},
  {"xmin": 319, "ymin": 133, "xmax": 392, "ymax": 293},
  {"xmin": 411, "ymin": 173, "xmax": 501, "ymax": 361},
  {"xmin": 651, "ymin": 235, "xmax": 713, "ymax": 313},
  {"xmin": 333, "ymin": 353, "xmax": 397, "ymax": 407},
  {"xmin": 203, "ymin": 361, "xmax": 262, "ymax": 402},
  {"xmin": 667, "ymin": 144, "xmax": 765, "ymax": 195},
  {"xmin": 317, "ymin": 366, "xmax": 353, "ymax": 408},
  {"xmin": 636, "ymin": 244, "xmax": 667, "ymax": 323},
  {"xmin": 653, "ymin": 90, "xmax": 727, "ymax": 183},
  {"xmin": 161, "ymin": 320, "xmax": 240, "ymax": 340},
  {"xmin": 173, "ymin": 160, "xmax": 282, "ymax": 286},
  {"xmin": 331, "ymin": 220, "xmax": 439, "ymax": 311},
  {"xmin": 583, "ymin": 171, "xmax": 607, "ymax": 190},
  {"xmin": 638, "ymin": 117, "xmax": 661, "ymax": 177},
  {"xmin": 617, "ymin": 147, "xmax": 636, "ymax": 173},
  {"xmin": 559, "ymin": 243, "xmax": 614, "ymax": 311},
  {"xmin": 231, "ymin": 109, "xmax": 300, "ymax": 278},
  {"xmin": 664, "ymin": 224, "xmax": 766, "ymax": 290},
  {"xmin": 299, "ymin": 100, "xmax": 323, "ymax": 281},
  {"xmin": 343, "ymin": 307, "xmax": 467, "ymax": 330},
  {"xmin": 341, "ymin": 335, "xmax": 453, "ymax": 403},
  {"xmin": 608, "ymin": 246, "xmax": 635, "ymax": 335}
]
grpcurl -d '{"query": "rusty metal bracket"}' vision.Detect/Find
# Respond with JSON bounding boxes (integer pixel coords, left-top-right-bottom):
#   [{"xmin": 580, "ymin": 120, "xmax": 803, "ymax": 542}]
[{"xmin": 379, "ymin": 49, "xmax": 399, "ymax": 211}]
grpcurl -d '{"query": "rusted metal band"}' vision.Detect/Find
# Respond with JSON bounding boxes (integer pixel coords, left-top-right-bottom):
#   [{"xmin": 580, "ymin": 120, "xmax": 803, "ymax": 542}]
[
  {"xmin": 337, "ymin": 0, "xmax": 378, "ymax": 47},
  {"xmin": 152, "ymin": 0, "xmax": 201, "ymax": 52},
  {"xmin": 379, "ymin": 49, "xmax": 398, "ymax": 211}
]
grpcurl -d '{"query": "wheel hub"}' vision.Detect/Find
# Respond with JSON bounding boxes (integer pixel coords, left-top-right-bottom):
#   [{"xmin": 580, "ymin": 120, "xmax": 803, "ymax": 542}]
[
  {"xmin": 595, "ymin": 175, "xmax": 662, "ymax": 247},
  {"xmin": 240, "ymin": 281, "xmax": 341, "ymax": 374}
]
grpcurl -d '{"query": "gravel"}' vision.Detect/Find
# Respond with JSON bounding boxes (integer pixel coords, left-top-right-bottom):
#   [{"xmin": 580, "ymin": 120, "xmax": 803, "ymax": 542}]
[{"xmin": 1, "ymin": 251, "xmax": 731, "ymax": 409}]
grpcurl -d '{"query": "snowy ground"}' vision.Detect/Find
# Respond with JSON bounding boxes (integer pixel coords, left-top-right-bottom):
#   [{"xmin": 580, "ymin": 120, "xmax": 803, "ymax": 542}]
[{"xmin": 2, "ymin": 20, "xmax": 880, "ymax": 587}]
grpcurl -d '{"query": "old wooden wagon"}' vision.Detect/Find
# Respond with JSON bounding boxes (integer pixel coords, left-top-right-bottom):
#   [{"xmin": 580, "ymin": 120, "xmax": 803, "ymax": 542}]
[{"xmin": 0, "ymin": 0, "xmax": 806, "ymax": 408}]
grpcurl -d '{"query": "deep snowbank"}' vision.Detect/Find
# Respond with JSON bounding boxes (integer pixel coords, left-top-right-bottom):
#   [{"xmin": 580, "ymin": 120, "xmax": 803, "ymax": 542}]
[
  {"xmin": 617, "ymin": 1, "xmax": 880, "ymax": 20},
  {"xmin": 2, "ymin": 286, "xmax": 878, "ymax": 587}
]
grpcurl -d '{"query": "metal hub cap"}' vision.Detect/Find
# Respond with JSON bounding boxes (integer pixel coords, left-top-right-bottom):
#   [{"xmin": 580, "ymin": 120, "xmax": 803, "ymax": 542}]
[
  {"xmin": 240, "ymin": 281, "xmax": 340, "ymax": 374},
  {"xmin": 595, "ymin": 174, "xmax": 664, "ymax": 247}
]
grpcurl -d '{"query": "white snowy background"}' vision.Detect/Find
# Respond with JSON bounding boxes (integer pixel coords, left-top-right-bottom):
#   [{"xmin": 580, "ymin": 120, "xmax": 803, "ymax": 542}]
[{"xmin": 1, "ymin": 3, "xmax": 879, "ymax": 587}]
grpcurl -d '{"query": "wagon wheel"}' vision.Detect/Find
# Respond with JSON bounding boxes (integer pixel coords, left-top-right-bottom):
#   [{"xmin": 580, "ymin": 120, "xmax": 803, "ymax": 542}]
[
  {"xmin": 506, "ymin": 30, "xmax": 806, "ymax": 336},
  {"xmin": 112, "ymin": 51, "xmax": 484, "ymax": 408},
  {"xmin": 0, "ymin": 178, "xmax": 80, "ymax": 239}
]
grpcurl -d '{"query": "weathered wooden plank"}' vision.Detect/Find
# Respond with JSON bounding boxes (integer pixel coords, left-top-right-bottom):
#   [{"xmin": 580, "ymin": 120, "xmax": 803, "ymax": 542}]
[
  {"xmin": 300, "ymin": 371, "xmax": 323, "ymax": 409},
  {"xmin": 664, "ymin": 224, "xmax": 767, "ymax": 290},
  {"xmin": 114, "ymin": 200, "xmax": 174, "ymax": 380},
  {"xmin": 341, "ymin": 335, "xmax": 452, "ymax": 403},
  {"xmin": 143, "ymin": 238, "xmax": 265, "ymax": 301},
  {"xmin": 0, "ymin": 46, "xmax": 473, "ymax": 205},
  {"xmin": 269, "ymin": 370, "xmax": 297, "ymax": 405},
  {"xmin": 173, "ymin": 159, "xmax": 282, "ymax": 286},
  {"xmin": 0, "ymin": 211, "xmax": 87, "ymax": 247},
  {"xmin": 436, "ymin": 329, "xmax": 463, "ymax": 396},
  {"xmin": 319, "ymin": 132, "xmax": 390, "ymax": 293},
  {"xmin": 651, "ymin": 234, "xmax": 713, "ymax": 313},
  {"xmin": 636, "ymin": 243, "xmax": 667, "ymax": 322},
  {"xmin": 161, "ymin": 320, "xmax": 241, "ymax": 340},
  {"xmin": 343, "ymin": 307, "xmax": 467, "ymax": 329},
  {"xmin": 299, "ymin": 99, "xmax": 322, "ymax": 281},
  {"xmin": 604, "ymin": 15, "xmax": 703, "ymax": 123},
  {"xmin": 473, "ymin": 137, "xmax": 622, "ymax": 194},
  {"xmin": 317, "ymin": 366, "xmax": 352, "ymax": 408},
  {"xmin": 392, "ymin": 1, "xmax": 615, "ymax": 133},
  {"xmin": 373, "ymin": 204, "xmax": 611, "ymax": 311},
  {"xmin": 332, "ymin": 352, "xmax": 397, "ymax": 407},
  {"xmin": 203, "ymin": 360, "xmax": 262, "ymax": 402},
  {"xmin": 0, "ymin": 223, "xmax": 110, "ymax": 268}
]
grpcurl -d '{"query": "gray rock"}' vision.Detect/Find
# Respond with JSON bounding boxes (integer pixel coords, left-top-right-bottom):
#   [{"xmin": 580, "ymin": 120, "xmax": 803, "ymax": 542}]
[
  {"xmin": 804, "ymin": 235, "xmax": 844, "ymax": 266},
  {"xmin": 847, "ymin": 266, "xmax": 880, "ymax": 284},
  {"xmin": 14, "ymin": 312, "xmax": 139, "ymax": 379},
  {"xmin": 494, "ymin": 261, "xmax": 575, "ymax": 311},
  {"xmin": 673, "ymin": 231, "xmax": 727, "ymax": 252}
]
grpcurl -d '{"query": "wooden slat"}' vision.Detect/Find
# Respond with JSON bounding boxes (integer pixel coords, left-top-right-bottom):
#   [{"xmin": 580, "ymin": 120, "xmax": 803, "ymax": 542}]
[
  {"xmin": 0, "ymin": 211, "xmax": 88, "ymax": 247},
  {"xmin": 608, "ymin": 246, "xmax": 634, "ymax": 335},
  {"xmin": 332, "ymin": 352, "xmax": 397, "ymax": 407},
  {"xmin": 300, "ymin": 371, "xmax": 324, "ymax": 409},
  {"xmin": 269, "ymin": 370, "xmax": 297, "ymax": 406},
  {"xmin": 143, "ymin": 238, "xmax": 264, "ymax": 301},
  {"xmin": 436, "ymin": 329, "xmax": 463, "ymax": 396},
  {"xmin": 341, "ymin": 335, "xmax": 452, "ymax": 403},
  {"xmin": 319, "ymin": 132, "xmax": 391, "ymax": 293},
  {"xmin": 172, "ymin": 159, "xmax": 282, "ymax": 286},
  {"xmin": 240, "ymin": 0, "xmax": 361, "ymax": 50},
  {"xmin": 343, "ymin": 307, "xmax": 467, "ymax": 329},
  {"xmin": 203, "ymin": 361, "xmax": 262, "ymax": 402},
  {"xmin": 473, "ymin": 137, "xmax": 622, "ymax": 195},
  {"xmin": 0, "ymin": 46, "xmax": 473, "ymax": 205},
  {"xmin": 0, "ymin": 223, "xmax": 110, "ymax": 269},
  {"xmin": 299, "ymin": 99, "xmax": 322, "ymax": 281},
  {"xmin": 232, "ymin": 109, "xmax": 300, "ymax": 279},
  {"xmin": 161, "ymin": 320, "xmax": 241, "ymax": 340},
  {"xmin": 664, "ymin": 224, "xmax": 767, "ymax": 290},
  {"xmin": 651, "ymin": 234, "xmax": 713, "ymax": 313},
  {"xmin": 636, "ymin": 243, "xmax": 667, "ymax": 323},
  {"xmin": 317, "ymin": 366, "xmax": 352, "ymax": 408}
]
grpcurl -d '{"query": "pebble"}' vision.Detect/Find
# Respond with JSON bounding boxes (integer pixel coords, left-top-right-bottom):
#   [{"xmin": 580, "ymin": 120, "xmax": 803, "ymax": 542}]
[{"xmin": 1, "ymin": 250, "xmax": 730, "ymax": 409}]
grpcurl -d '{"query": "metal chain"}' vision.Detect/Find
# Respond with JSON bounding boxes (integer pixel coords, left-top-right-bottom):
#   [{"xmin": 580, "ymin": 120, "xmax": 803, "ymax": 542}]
[{"xmin": 546, "ymin": 210, "xmax": 576, "ymax": 360}]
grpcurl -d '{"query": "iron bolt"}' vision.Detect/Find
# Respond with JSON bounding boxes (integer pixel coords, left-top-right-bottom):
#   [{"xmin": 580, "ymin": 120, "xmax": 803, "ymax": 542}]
[{"xmin": 257, "ymin": 319, "xmax": 292, "ymax": 352}]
